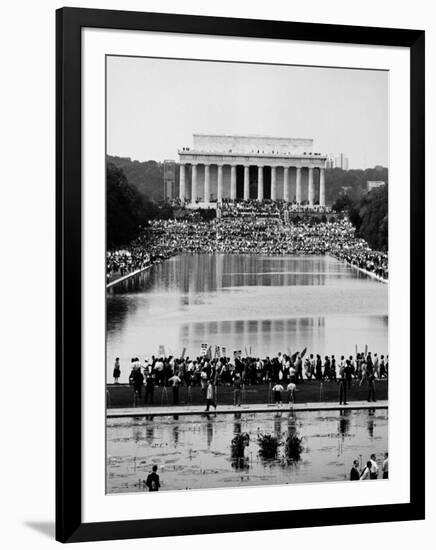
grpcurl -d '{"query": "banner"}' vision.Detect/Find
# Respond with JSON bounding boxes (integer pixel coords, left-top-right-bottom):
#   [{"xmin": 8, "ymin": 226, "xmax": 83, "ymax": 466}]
[
  {"xmin": 200, "ymin": 343, "xmax": 208, "ymax": 356},
  {"xmin": 158, "ymin": 345, "xmax": 165, "ymax": 357},
  {"xmin": 221, "ymin": 347, "xmax": 226, "ymax": 357},
  {"xmin": 215, "ymin": 345, "xmax": 221, "ymax": 358}
]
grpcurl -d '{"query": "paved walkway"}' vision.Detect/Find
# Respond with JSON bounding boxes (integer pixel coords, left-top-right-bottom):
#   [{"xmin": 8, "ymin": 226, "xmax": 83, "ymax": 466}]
[{"xmin": 107, "ymin": 400, "xmax": 388, "ymax": 418}]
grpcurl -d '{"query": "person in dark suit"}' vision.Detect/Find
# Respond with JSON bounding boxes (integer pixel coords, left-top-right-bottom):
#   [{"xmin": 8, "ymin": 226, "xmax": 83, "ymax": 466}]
[
  {"xmin": 145, "ymin": 465, "xmax": 160, "ymax": 492},
  {"xmin": 350, "ymin": 459, "xmax": 360, "ymax": 480}
]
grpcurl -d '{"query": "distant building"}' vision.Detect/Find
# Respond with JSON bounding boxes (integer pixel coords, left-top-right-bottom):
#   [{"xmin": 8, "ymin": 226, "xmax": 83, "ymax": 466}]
[
  {"xmin": 327, "ymin": 152, "xmax": 349, "ymax": 170},
  {"xmin": 178, "ymin": 134, "xmax": 327, "ymax": 206},
  {"xmin": 367, "ymin": 180, "xmax": 386, "ymax": 192},
  {"xmin": 163, "ymin": 160, "xmax": 176, "ymax": 199}
]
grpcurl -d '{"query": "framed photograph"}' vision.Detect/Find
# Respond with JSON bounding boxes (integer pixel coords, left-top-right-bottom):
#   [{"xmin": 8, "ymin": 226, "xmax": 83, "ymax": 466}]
[{"xmin": 56, "ymin": 7, "xmax": 425, "ymax": 543}]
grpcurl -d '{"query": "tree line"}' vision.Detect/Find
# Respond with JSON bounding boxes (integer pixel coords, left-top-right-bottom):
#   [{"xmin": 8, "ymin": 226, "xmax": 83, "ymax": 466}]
[
  {"xmin": 107, "ymin": 163, "xmax": 172, "ymax": 248},
  {"xmin": 333, "ymin": 184, "xmax": 388, "ymax": 251}
]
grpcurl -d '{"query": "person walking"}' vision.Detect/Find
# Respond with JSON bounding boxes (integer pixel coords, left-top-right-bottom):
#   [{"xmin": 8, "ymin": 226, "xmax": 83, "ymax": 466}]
[
  {"xmin": 145, "ymin": 465, "xmax": 160, "ymax": 492},
  {"xmin": 204, "ymin": 379, "xmax": 217, "ymax": 412},
  {"xmin": 113, "ymin": 357, "xmax": 121, "ymax": 384},
  {"xmin": 350, "ymin": 459, "xmax": 360, "ymax": 481}
]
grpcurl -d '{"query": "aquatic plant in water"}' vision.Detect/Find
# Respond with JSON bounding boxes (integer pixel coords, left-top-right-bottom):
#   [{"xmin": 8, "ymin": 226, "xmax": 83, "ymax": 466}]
[
  {"xmin": 257, "ymin": 433, "xmax": 282, "ymax": 459},
  {"xmin": 284, "ymin": 432, "xmax": 304, "ymax": 462}
]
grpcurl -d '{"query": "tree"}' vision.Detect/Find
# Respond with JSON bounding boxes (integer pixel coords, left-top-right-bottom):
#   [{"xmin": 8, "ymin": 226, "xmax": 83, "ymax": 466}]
[
  {"xmin": 333, "ymin": 184, "xmax": 388, "ymax": 251},
  {"xmin": 107, "ymin": 163, "xmax": 151, "ymax": 248}
]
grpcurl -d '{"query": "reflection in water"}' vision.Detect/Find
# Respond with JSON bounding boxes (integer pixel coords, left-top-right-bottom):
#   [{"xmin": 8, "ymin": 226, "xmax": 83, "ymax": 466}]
[
  {"xmin": 339, "ymin": 409, "xmax": 351, "ymax": 438},
  {"xmin": 367, "ymin": 409, "xmax": 375, "ymax": 438},
  {"xmin": 107, "ymin": 255, "xmax": 388, "ymax": 382},
  {"xmin": 107, "ymin": 409, "xmax": 388, "ymax": 493}
]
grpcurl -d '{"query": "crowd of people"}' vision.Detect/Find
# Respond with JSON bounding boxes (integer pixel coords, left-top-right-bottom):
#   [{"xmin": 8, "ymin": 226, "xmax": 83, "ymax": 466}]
[
  {"xmin": 115, "ymin": 349, "xmax": 388, "ymax": 406},
  {"xmin": 350, "ymin": 453, "xmax": 389, "ymax": 481},
  {"xmin": 219, "ymin": 198, "xmax": 332, "ymax": 219},
  {"xmin": 106, "ymin": 216, "xmax": 388, "ymax": 281}
]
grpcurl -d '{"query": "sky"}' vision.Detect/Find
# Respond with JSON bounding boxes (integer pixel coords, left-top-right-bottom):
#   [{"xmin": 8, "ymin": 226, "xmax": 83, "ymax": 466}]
[{"xmin": 107, "ymin": 56, "xmax": 388, "ymax": 169}]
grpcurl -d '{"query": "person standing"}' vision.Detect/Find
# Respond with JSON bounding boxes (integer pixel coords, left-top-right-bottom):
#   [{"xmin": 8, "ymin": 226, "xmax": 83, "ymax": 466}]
[
  {"xmin": 168, "ymin": 372, "xmax": 182, "ymax": 405},
  {"xmin": 360, "ymin": 461, "xmax": 372, "ymax": 480},
  {"xmin": 338, "ymin": 365, "xmax": 348, "ymax": 405},
  {"xmin": 370, "ymin": 453, "xmax": 379, "ymax": 479},
  {"xmin": 367, "ymin": 367, "xmax": 376, "ymax": 402},
  {"xmin": 234, "ymin": 374, "xmax": 242, "ymax": 407},
  {"xmin": 113, "ymin": 357, "xmax": 121, "ymax": 384},
  {"xmin": 144, "ymin": 372, "xmax": 155, "ymax": 405},
  {"xmin": 133, "ymin": 365, "xmax": 144, "ymax": 399},
  {"xmin": 382, "ymin": 452, "xmax": 389, "ymax": 479},
  {"xmin": 205, "ymin": 380, "xmax": 217, "ymax": 412},
  {"xmin": 272, "ymin": 382, "xmax": 284, "ymax": 406},
  {"xmin": 287, "ymin": 380, "xmax": 296, "ymax": 405},
  {"xmin": 145, "ymin": 465, "xmax": 160, "ymax": 492},
  {"xmin": 350, "ymin": 459, "xmax": 360, "ymax": 481}
]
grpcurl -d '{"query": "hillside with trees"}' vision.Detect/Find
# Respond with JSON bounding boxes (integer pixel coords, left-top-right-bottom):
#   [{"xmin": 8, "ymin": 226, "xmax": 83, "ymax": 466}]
[
  {"xmin": 325, "ymin": 166, "xmax": 388, "ymax": 204},
  {"xmin": 107, "ymin": 155, "xmax": 179, "ymax": 201}
]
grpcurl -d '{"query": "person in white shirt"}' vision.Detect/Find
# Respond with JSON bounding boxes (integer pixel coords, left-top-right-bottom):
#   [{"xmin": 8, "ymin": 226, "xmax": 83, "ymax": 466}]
[
  {"xmin": 272, "ymin": 383, "xmax": 284, "ymax": 405},
  {"xmin": 287, "ymin": 381, "xmax": 296, "ymax": 405},
  {"xmin": 168, "ymin": 373, "xmax": 182, "ymax": 405},
  {"xmin": 360, "ymin": 461, "xmax": 372, "ymax": 480},
  {"xmin": 369, "ymin": 454, "xmax": 379, "ymax": 479}
]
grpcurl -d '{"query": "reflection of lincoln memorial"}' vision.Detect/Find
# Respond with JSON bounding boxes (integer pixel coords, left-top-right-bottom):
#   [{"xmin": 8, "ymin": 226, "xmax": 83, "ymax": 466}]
[{"xmin": 178, "ymin": 134, "xmax": 327, "ymax": 206}]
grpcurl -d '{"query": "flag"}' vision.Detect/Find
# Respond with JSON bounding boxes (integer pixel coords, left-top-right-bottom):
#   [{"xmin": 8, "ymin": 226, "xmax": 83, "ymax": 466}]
[
  {"xmin": 180, "ymin": 347, "xmax": 186, "ymax": 360},
  {"xmin": 215, "ymin": 345, "xmax": 221, "ymax": 358},
  {"xmin": 158, "ymin": 345, "xmax": 165, "ymax": 357},
  {"xmin": 300, "ymin": 347, "xmax": 307, "ymax": 359},
  {"xmin": 206, "ymin": 346, "xmax": 212, "ymax": 360}
]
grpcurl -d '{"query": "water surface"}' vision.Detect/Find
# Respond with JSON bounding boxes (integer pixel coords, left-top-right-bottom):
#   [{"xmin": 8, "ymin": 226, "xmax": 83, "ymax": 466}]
[
  {"xmin": 107, "ymin": 409, "xmax": 388, "ymax": 493},
  {"xmin": 107, "ymin": 255, "xmax": 388, "ymax": 382}
]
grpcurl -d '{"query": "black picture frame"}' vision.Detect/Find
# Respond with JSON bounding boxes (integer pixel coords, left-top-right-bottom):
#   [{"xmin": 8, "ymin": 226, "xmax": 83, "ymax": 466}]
[{"xmin": 56, "ymin": 7, "xmax": 425, "ymax": 543}]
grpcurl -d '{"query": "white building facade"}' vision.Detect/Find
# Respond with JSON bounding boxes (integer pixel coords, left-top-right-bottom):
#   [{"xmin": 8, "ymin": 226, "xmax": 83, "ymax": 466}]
[{"xmin": 178, "ymin": 134, "xmax": 328, "ymax": 207}]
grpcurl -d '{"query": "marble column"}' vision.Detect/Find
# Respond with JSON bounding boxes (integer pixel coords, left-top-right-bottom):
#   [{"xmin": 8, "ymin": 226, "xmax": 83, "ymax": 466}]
[
  {"xmin": 257, "ymin": 165, "xmax": 264, "ymax": 201},
  {"xmin": 271, "ymin": 166, "xmax": 277, "ymax": 200},
  {"xmin": 204, "ymin": 164, "xmax": 210, "ymax": 203},
  {"xmin": 283, "ymin": 166, "xmax": 290, "ymax": 202},
  {"xmin": 319, "ymin": 167, "xmax": 326, "ymax": 206},
  {"xmin": 217, "ymin": 164, "xmax": 223, "ymax": 203},
  {"xmin": 230, "ymin": 165, "xmax": 237, "ymax": 200},
  {"xmin": 191, "ymin": 164, "xmax": 197, "ymax": 204},
  {"xmin": 308, "ymin": 166, "xmax": 314, "ymax": 206},
  {"xmin": 296, "ymin": 167, "xmax": 302, "ymax": 204},
  {"xmin": 179, "ymin": 163, "xmax": 186, "ymax": 201},
  {"xmin": 244, "ymin": 165, "xmax": 250, "ymax": 200}
]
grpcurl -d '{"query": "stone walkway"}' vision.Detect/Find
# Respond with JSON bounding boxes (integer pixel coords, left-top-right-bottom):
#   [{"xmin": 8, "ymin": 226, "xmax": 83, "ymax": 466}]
[{"xmin": 107, "ymin": 400, "xmax": 388, "ymax": 418}]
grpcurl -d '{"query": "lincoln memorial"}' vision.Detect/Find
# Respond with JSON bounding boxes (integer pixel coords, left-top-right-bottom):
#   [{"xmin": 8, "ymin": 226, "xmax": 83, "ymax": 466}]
[{"xmin": 178, "ymin": 134, "xmax": 328, "ymax": 206}]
